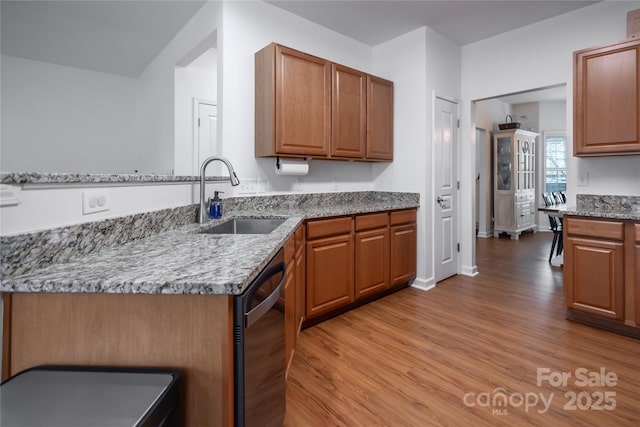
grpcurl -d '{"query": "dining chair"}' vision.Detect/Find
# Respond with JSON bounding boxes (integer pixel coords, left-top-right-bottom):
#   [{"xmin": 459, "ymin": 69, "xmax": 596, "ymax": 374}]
[{"xmin": 542, "ymin": 192, "xmax": 563, "ymax": 262}]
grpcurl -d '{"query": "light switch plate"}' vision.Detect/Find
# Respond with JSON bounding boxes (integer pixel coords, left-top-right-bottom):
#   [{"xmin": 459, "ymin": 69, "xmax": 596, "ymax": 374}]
[{"xmin": 82, "ymin": 190, "xmax": 110, "ymax": 214}]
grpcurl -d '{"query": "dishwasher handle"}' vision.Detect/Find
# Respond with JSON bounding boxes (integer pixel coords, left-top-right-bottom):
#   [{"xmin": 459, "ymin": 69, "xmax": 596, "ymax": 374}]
[{"xmin": 245, "ymin": 262, "xmax": 286, "ymax": 328}]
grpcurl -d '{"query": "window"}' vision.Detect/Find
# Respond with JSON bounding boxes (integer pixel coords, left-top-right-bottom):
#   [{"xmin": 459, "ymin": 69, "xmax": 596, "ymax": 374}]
[{"xmin": 544, "ymin": 132, "xmax": 567, "ymax": 193}]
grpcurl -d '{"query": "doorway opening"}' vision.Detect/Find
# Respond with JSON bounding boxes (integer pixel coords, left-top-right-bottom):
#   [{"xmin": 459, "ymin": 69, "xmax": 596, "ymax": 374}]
[
  {"xmin": 473, "ymin": 84, "xmax": 567, "ymax": 244},
  {"xmin": 174, "ymin": 31, "xmax": 218, "ymax": 175}
]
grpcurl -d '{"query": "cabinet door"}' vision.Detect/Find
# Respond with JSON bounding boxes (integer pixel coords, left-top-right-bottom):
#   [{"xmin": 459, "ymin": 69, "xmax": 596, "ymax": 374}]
[
  {"xmin": 355, "ymin": 227, "xmax": 390, "ymax": 300},
  {"xmin": 332, "ymin": 64, "xmax": 366, "ymax": 159},
  {"xmin": 574, "ymin": 39, "xmax": 640, "ymax": 156},
  {"xmin": 390, "ymin": 223, "xmax": 417, "ymax": 287},
  {"xmin": 275, "ymin": 45, "xmax": 331, "ymax": 157},
  {"xmin": 366, "ymin": 75, "xmax": 394, "ymax": 160},
  {"xmin": 306, "ymin": 234, "xmax": 354, "ymax": 319},
  {"xmin": 285, "ymin": 257, "xmax": 295, "ymax": 377},
  {"xmin": 295, "ymin": 228, "xmax": 306, "ymax": 333},
  {"xmin": 564, "ymin": 236, "xmax": 624, "ymax": 320}
]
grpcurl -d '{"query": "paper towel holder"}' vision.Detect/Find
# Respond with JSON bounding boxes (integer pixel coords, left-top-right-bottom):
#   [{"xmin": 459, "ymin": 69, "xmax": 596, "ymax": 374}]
[{"xmin": 276, "ymin": 156, "xmax": 309, "ymax": 169}]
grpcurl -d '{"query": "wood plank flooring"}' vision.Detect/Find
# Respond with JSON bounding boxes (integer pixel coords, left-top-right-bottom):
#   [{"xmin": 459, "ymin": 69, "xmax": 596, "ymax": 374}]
[{"xmin": 285, "ymin": 232, "xmax": 640, "ymax": 426}]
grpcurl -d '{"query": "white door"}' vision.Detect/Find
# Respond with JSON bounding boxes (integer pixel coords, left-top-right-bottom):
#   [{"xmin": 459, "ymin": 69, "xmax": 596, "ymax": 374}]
[
  {"xmin": 434, "ymin": 97, "xmax": 459, "ymax": 282},
  {"xmin": 196, "ymin": 101, "xmax": 218, "ymax": 174}
]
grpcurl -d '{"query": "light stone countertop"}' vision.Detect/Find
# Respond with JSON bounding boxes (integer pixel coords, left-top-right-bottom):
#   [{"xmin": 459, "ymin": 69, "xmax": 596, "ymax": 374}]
[
  {"xmin": 0, "ymin": 199, "xmax": 419, "ymax": 295},
  {"xmin": 564, "ymin": 194, "xmax": 640, "ymax": 221}
]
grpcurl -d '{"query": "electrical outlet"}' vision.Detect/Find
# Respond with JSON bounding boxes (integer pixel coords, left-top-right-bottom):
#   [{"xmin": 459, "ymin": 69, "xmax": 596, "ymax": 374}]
[
  {"xmin": 82, "ymin": 190, "xmax": 110, "ymax": 215},
  {"xmin": 293, "ymin": 178, "xmax": 304, "ymax": 192},
  {"xmin": 236, "ymin": 178, "xmax": 258, "ymax": 195},
  {"xmin": 578, "ymin": 171, "xmax": 589, "ymax": 186},
  {"xmin": 257, "ymin": 178, "xmax": 267, "ymax": 193},
  {"xmin": 332, "ymin": 177, "xmax": 339, "ymax": 191}
]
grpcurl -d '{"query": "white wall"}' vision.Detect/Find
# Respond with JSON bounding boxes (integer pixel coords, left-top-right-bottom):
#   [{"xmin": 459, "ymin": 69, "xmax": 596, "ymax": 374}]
[
  {"xmin": 218, "ymin": 0, "xmax": 375, "ymax": 193},
  {"xmin": 0, "ymin": 55, "xmax": 138, "ymax": 174},
  {"xmin": 135, "ymin": 1, "xmax": 221, "ymax": 175},
  {"xmin": 372, "ymin": 28, "xmax": 429, "ymax": 286},
  {"xmin": 372, "ymin": 26, "xmax": 462, "ymax": 287},
  {"xmin": 174, "ymin": 48, "xmax": 218, "ymax": 175}
]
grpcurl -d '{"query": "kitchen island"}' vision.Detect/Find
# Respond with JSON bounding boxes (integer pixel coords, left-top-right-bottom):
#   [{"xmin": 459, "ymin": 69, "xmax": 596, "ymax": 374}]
[{"xmin": 0, "ymin": 191, "xmax": 419, "ymax": 426}]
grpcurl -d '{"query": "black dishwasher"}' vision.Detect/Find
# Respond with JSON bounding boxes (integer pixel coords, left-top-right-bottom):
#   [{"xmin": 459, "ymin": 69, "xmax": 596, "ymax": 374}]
[{"xmin": 234, "ymin": 249, "xmax": 286, "ymax": 427}]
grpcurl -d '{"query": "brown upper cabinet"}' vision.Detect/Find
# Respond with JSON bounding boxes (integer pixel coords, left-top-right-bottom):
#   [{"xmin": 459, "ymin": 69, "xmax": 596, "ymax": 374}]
[
  {"xmin": 574, "ymin": 38, "xmax": 640, "ymax": 156},
  {"xmin": 332, "ymin": 64, "xmax": 367, "ymax": 158},
  {"xmin": 366, "ymin": 76, "xmax": 394, "ymax": 160},
  {"xmin": 255, "ymin": 43, "xmax": 394, "ymax": 161}
]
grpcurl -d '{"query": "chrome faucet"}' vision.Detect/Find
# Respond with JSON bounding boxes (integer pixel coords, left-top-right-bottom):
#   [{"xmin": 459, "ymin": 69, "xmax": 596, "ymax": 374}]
[{"xmin": 199, "ymin": 156, "xmax": 240, "ymax": 224}]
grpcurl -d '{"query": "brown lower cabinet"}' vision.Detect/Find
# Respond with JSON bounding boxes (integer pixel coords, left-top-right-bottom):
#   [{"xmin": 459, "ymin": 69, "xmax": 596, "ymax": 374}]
[
  {"xmin": 305, "ymin": 217, "xmax": 355, "ymax": 319},
  {"xmin": 355, "ymin": 213, "xmax": 390, "ymax": 299},
  {"xmin": 305, "ymin": 209, "xmax": 417, "ymax": 322},
  {"xmin": 564, "ymin": 216, "xmax": 640, "ymax": 337},
  {"xmin": 390, "ymin": 210, "xmax": 418, "ymax": 287}
]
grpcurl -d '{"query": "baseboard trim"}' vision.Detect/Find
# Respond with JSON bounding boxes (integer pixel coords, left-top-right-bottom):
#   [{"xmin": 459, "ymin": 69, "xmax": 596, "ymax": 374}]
[
  {"xmin": 476, "ymin": 231, "xmax": 493, "ymax": 238},
  {"xmin": 460, "ymin": 265, "xmax": 479, "ymax": 277},
  {"xmin": 411, "ymin": 277, "xmax": 435, "ymax": 291}
]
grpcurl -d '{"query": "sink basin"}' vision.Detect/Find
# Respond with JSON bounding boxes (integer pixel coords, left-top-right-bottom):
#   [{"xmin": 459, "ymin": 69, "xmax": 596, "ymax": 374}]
[{"xmin": 200, "ymin": 218, "xmax": 286, "ymax": 235}]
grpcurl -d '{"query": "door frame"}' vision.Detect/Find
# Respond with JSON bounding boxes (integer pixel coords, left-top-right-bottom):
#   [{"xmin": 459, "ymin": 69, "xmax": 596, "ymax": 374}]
[
  {"xmin": 192, "ymin": 98, "xmax": 218, "ymax": 174},
  {"xmin": 432, "ymin": 93, "xmax": 462, "ymax": 282}
]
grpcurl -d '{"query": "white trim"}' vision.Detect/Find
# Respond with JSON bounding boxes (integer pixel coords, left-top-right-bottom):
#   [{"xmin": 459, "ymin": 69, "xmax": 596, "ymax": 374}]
[
  {"xmin": 477, "ymin": 231, "xmax": 493, "ymax": 238},
  {"xmin": 411, "ymin": 277, "xmax": 436, "ymax": 291},
  {"xmin": 460, "ymin": 265, "xmax": 479, "ymax": 276}
]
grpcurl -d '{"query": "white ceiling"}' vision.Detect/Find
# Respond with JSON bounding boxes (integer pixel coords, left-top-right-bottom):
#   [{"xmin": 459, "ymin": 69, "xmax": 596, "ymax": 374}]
[
  {"xmin": 0, "ymin": 0, "xmax": 206, "ymax": 77},
  {"xmin": 1, "ymin": 0, "xmax": 596, "ymax": 91},
  {"xmin": 266, "ymin": 0, "xmax": 598, "ymax": 46}
]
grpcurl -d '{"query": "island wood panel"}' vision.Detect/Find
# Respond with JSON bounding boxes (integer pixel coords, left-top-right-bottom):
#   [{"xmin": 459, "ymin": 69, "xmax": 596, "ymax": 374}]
[
  {"xmin": 7, "ymin": 293, "xmax": 233, "ymax": 427},
  {"xmin": 1, "ymin": 293, "xmax": 11, "ymax": 381}
]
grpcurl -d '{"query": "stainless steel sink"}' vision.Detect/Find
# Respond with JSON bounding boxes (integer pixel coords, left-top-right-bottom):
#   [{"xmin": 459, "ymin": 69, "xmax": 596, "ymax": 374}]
[{"xmin": 200, "ymin": 218, "xmax": 286, "ymax": 235}]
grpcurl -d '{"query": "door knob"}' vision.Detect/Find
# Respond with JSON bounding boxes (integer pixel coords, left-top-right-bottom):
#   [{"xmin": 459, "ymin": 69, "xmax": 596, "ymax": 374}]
[{"xmin": 436, "ymin": 196, "xmax": 446, "ymax": 208}]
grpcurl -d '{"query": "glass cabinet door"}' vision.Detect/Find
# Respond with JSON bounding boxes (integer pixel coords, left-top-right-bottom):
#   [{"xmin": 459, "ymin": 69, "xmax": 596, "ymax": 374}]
[{"xmin": 496, "ymin": 137, "xmax": 512, "ymax": 191}]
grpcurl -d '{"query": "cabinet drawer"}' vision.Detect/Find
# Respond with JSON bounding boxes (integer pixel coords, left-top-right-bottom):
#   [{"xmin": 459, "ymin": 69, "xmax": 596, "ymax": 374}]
[
  {"xmin": 307, "ymin": 216, "xmax": 352, "ymax": 239},
  {"xmin": 566, "ymin": 218, "xmax": 624, "ymax": 241},
  {"xmin": 635, "ymin": 223, "xmax": 640, "ymax": 243},
  {"xmin": 355, "ymin": 213, "xmax": 389, "ymax": 231},
  {"xmin": 516, "ymin": 193, "xmax": 527, "ymax": 202},
  {"xmin": 390, "ymin": 209, "xmax": 416, "ymax": 226}
]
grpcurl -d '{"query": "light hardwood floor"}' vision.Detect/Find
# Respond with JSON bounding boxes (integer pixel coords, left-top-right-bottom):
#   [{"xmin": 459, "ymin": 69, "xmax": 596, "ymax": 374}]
[{"xmin": 285, "ymin": 232, "xmax": 640, "ymax": 426}]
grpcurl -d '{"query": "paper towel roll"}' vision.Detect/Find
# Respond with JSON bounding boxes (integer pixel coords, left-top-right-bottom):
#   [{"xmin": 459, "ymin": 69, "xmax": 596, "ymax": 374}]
[{"xmin": 275, "ymin": 158, "xmax": 309, "ymax": 176}]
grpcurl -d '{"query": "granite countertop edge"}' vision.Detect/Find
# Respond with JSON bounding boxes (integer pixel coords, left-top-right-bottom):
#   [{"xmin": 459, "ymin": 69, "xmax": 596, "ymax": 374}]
[
  {"xmin": 1, "ymin": 172, "xmax": 230, "ymax": 185},
  {"xmin": 563, "ymin": 208, "xmax": 640, "ymax": 221},
  {"xmin": 0, "ymin": 201, "xmax": 420, "ymax": 296}
]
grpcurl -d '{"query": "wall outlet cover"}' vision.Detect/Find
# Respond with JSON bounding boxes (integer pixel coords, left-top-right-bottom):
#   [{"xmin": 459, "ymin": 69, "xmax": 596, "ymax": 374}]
[{"xmin": 82, "ymin": 190, "xmax": 110, "ymax": 215}]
